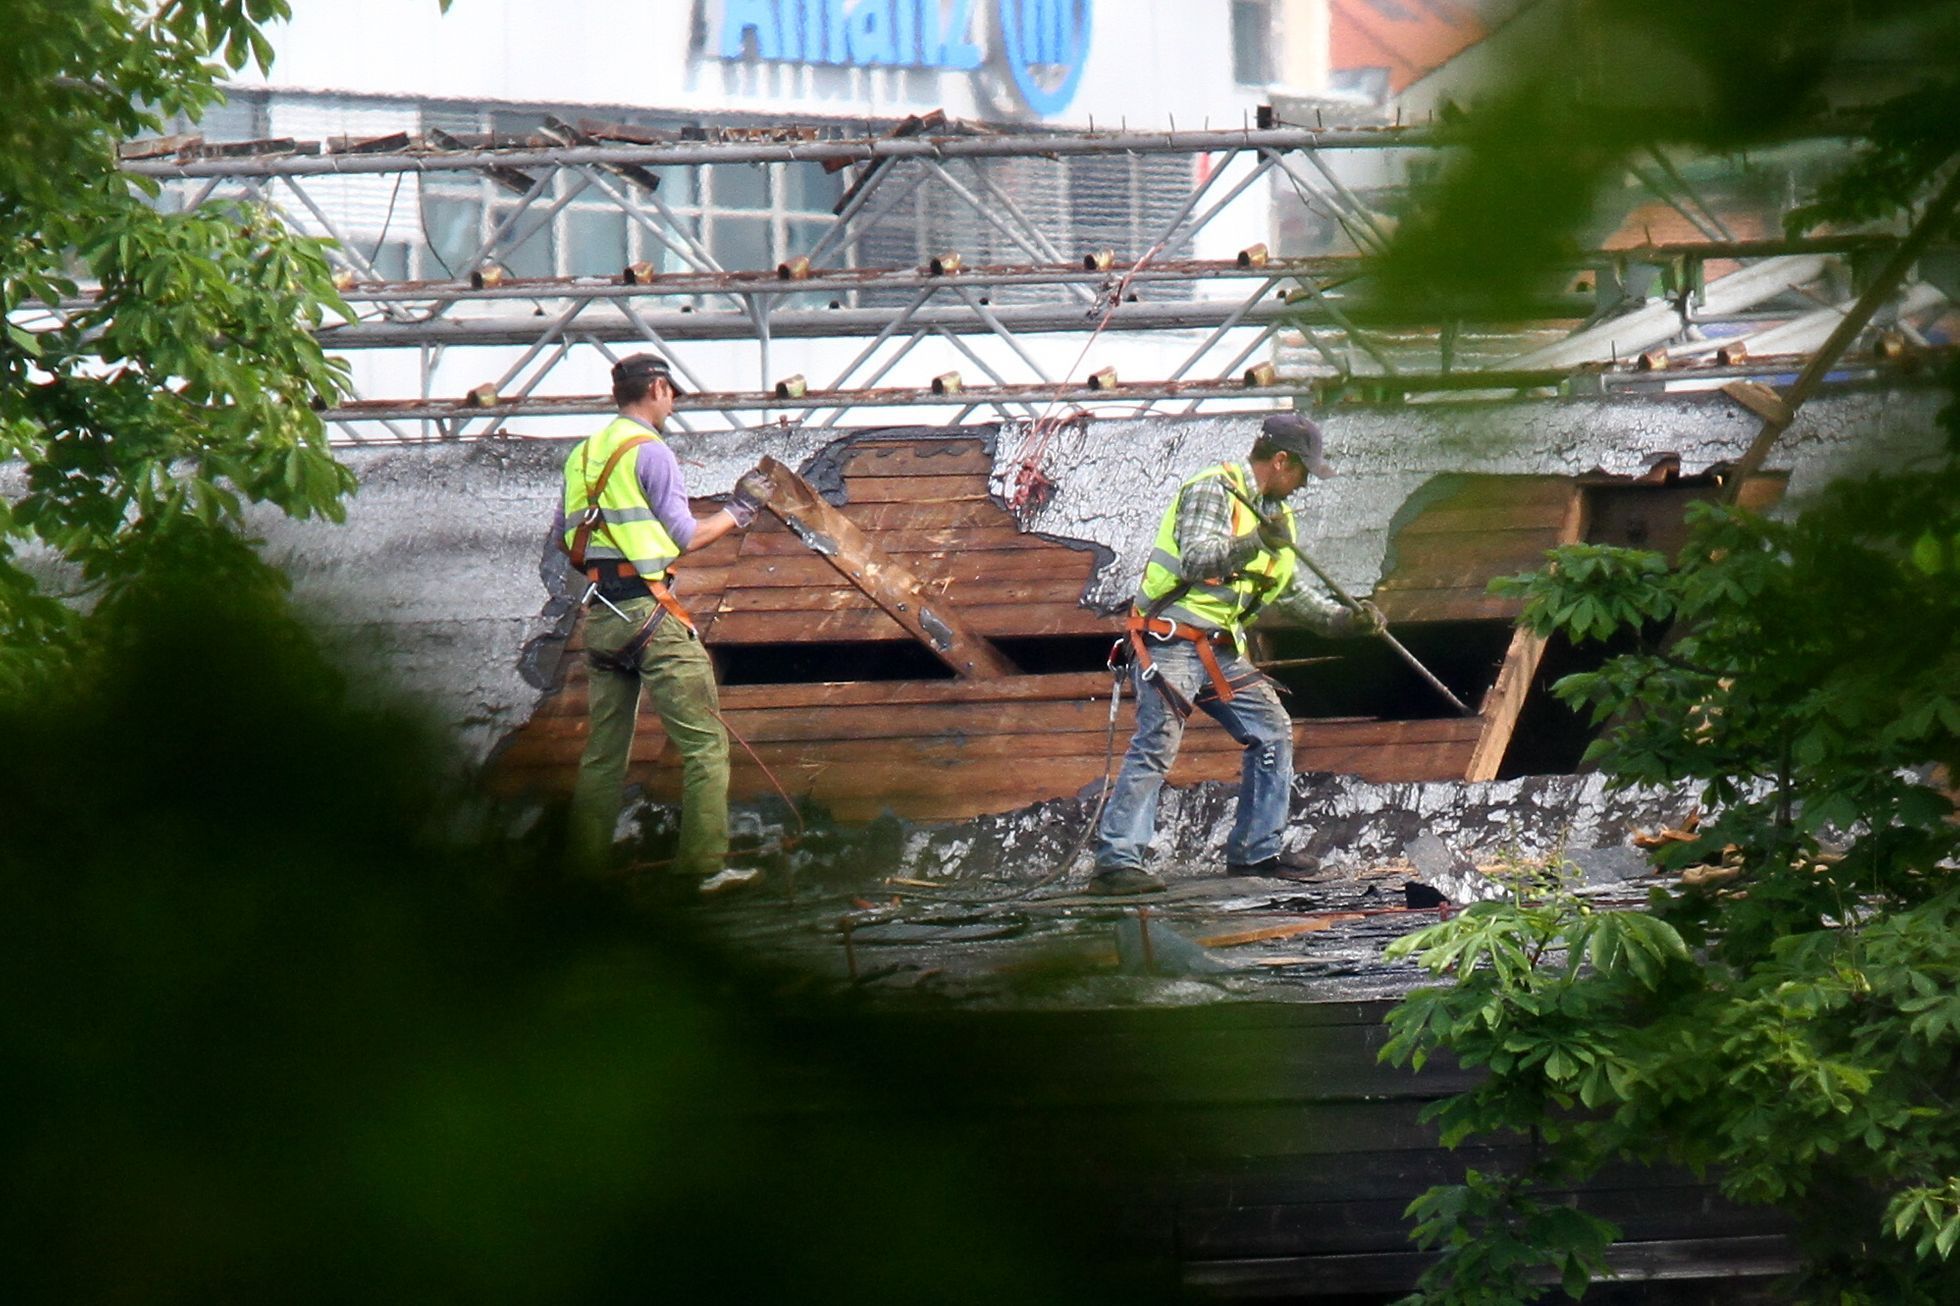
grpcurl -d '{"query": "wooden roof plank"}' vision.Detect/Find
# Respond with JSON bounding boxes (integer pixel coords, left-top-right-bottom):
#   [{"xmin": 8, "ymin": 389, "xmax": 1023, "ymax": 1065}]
[{"xmin": 755, "ymin": 456, "xmax": 1020, "ymax": 679}]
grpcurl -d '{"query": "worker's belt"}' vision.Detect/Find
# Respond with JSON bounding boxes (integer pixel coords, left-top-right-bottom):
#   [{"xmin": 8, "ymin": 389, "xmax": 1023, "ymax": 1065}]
[
  {"xmin": 584, "ymin": 565, "xmax": 697, "ymax": 675},
  {"xmin": 1123, "ymin": 611, "xmax": 1257, "ymax": 718}
]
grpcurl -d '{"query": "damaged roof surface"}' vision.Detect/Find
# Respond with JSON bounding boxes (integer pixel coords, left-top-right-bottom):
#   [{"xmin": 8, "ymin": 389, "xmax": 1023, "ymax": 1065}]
[{"xmin": 640, "ymin": 769, "xmax": 1704, "ymax": 1007}]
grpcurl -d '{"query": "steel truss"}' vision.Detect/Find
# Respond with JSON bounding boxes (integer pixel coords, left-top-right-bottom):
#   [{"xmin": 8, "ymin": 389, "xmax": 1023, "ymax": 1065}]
[
  {"xmin": 55, "ymin": 122, "xmax": 1954, "ymax": 440},
  {"xmin": 320, "ymin": 348, "xmax": 1956, "ymax": 429}
]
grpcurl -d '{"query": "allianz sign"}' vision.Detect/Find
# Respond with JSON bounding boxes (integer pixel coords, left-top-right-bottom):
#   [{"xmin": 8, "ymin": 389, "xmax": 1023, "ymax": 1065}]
[{"xmin": 718, "ymin": 0, "xmax": 1095, "ymax": 115}]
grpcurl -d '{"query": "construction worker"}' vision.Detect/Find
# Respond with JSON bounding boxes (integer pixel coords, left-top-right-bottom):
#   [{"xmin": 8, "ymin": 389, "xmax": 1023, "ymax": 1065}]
[
  {"xmin": 557, "ymin": 353, "xmax": 773, "ymax": 893},
  {"xmin": 1089, "ymin": 413, "xmax": 1384, "ymax": 896}
]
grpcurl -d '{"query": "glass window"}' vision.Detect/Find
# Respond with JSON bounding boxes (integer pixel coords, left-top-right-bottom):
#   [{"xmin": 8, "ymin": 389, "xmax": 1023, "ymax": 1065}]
[
  {"xmin": 786, "ymin": 218, "xmax": 831, "ymax": 264},
  {"xmin": 494, "ymin": 203, "xmax": 557, "ymax": 278},
  {"xmin": 785, "ymin": 162, "xmax": 843, "ymax": 214},
  {"xmin": 370, "ymin": 241, "xmax": 412, "ymax": 282},
  {"xmin": 652, "ymin": 167, "xmax": 694, "ymax": 209},
  {"xmin": 715, "ymin": 163, "xmax": 771, "ymax": 211},
  {"xmin": 711, "ymin": 215, "xmax": 773, "ymax": 275},
  {"xmin": 489, "ymin": 108, "xmax": 543, "ymax": 139},
  {"xmin": 421, "ymin": 194, "xmax": 482, "ymax": 277},
  {"xmin": 565, "ymin": 208, "xmax": 629, "ymax": 278}
]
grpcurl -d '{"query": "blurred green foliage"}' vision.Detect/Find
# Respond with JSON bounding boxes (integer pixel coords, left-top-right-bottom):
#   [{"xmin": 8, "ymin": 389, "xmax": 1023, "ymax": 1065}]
[
  {"xmin": 1371, "ymin": 0, "xmax": 1960, "ymax": 316},
  {"xmin": 1373, "ymin": 3, "xmax": 1960, "ymax": 1300},
  {"xmin": 0, "ymin": 567, "xmax": 1171, "ymax": 1303}
]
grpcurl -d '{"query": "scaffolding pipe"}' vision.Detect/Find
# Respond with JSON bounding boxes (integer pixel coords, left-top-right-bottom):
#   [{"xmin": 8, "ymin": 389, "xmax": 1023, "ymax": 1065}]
[{"xmin": 127, "ymin": 126, "xmax": 1451, "ymax": 179}]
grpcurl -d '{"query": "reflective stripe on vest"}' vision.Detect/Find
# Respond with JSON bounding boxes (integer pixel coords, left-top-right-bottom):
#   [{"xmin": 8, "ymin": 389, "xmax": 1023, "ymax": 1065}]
[
  {"xmin": 1136, "ymin": 462, "xmax": 1297, "ymax": 644},
  {"xmin": 561, "ymin": 416, "xmax": 682, "ymax": 576}
]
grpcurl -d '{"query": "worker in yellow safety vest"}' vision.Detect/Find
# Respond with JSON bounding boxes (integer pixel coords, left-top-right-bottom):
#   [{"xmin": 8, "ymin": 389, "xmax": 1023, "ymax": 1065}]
[
  {"xmin": 555, "ymin": 353, "xmax": 774, "ymax": 894},
  {"xmin": 1089, "ymin": 413, "xmax": 1383, "ymax": 896}
]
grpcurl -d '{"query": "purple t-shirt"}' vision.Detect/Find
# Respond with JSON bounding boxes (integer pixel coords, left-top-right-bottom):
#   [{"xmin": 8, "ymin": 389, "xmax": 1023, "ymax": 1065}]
[{"xmin": 553, "ymin": 418, "xmax": 696, "ymax": 551}]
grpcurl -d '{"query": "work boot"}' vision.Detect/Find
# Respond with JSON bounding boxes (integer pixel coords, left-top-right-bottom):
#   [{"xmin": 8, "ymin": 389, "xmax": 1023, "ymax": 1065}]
[
  {"xmin": 1087, "ymin": 867, "xmax": 1168, "ymax": 896},
  {"xmin": 699, "ymin": 867, "xmax": 762, "ymax": 895},
  {"xmin": 1226, "ymin": 849, "xmax": 1325, "ymax": 882}
]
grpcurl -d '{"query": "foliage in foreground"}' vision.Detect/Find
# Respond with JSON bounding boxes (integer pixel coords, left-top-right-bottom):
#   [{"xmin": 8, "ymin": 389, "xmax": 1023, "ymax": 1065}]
[
  {"xmin": 0, "ymin": 569, "xmax": 1167, "ymax": 1304},
  {"xmin": 1380, "ymin": 371, "xmax": 1960, "ymax": 1303},
  {"xmin": 0, "ymin": 0, "xmax": 445, "ymax": 691}
]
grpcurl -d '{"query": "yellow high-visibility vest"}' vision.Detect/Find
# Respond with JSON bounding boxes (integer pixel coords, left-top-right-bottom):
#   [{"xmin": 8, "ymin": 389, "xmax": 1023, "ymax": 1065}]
[
  {"xmin": 1136, "ymin": 461, "xmax": 1297, "ymax": 647},
  {"xmin": 561, "ymin": 417, "xmax": 683, "ymax": 576}
]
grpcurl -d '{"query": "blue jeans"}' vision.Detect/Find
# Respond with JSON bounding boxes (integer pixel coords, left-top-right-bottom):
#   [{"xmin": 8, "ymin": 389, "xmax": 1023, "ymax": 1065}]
[{"xmin": 1094, "ymin": 637, "xmax": 1294, "ymax": 871}]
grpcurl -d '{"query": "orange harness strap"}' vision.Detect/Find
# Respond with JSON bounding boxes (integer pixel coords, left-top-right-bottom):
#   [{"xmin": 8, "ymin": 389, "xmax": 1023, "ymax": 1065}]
[{"xmin": 1124, "ymin": 611, "xmax": 1236, "ymax": 708}]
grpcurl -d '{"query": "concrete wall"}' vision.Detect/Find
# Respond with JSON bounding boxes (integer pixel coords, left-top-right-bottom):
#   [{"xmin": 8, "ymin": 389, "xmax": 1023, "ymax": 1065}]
[{"xmin": 247, "ymin": 383, "xmax": 1946, "ymax": 762}]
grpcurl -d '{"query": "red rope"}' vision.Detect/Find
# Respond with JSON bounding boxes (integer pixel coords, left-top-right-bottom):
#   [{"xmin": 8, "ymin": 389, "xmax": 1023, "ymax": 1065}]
[
  {"xmin": 1005, "ymin": 239, "xmax": 1170, "ymax": 522},
  {"xmin": 617, "ymin": 701, "xmax": 808, "ymax": 876}
]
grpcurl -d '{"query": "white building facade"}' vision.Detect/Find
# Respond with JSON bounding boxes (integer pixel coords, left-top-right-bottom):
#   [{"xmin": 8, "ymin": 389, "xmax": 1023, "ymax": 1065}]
[{"xmin": 194, "ymin": 1, "xmax": 1336, "ymax": 432}]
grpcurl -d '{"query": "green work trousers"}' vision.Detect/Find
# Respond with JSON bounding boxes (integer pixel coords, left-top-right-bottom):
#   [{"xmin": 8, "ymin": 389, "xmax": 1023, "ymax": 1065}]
[{"xmin": 569, "ymin": 597, "xmax": 730, "ymax": 875}]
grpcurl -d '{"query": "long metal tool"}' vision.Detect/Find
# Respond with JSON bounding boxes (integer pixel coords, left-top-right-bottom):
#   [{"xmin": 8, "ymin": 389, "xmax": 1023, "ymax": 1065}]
[{"xmin": 1222, "ymin": 481, "xmax": 1474, "ymax": 716}]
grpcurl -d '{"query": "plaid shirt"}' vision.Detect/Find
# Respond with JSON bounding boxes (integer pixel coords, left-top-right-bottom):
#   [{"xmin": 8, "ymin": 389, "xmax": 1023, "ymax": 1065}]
[{"xmin": 1173, "ymin": 462, "xmax": 1345, "ymax": 632}]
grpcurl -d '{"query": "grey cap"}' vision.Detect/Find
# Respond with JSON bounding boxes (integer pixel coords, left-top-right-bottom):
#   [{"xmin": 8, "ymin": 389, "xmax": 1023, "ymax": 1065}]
[
  {"xmin": 612, "ymin": 352, "xmax": 684, "ymax": 395},
  {"xmin": 1261, "ymin": 412, "xmax": 1335, "ymax": 477}
]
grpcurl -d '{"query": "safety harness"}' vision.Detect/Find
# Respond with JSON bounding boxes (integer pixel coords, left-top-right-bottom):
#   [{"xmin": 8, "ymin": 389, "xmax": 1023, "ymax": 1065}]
[
  {"xmin": 563, "ymin": 434, "xmax": 696, "ymax": 675},
  {"xmin": 1118, "ymin": 558, "xmax": 1282, "ymax": 720}
]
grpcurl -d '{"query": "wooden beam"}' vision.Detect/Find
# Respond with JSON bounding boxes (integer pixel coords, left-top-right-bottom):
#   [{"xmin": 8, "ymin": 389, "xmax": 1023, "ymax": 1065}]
[
  {"xmin": 1464, "ymin": 484, "xmax": 1586, "ymax": 781},
  {"xmin": 753, "ymin": 456, "xmax": 1020, "ymax": 678},
  {"xmin": 1464, "ymin": 625, "xmax": 1550, "ymax": 782},
  {"xmin": 1723, "ymin": 165, "xmax": 1960, "ymax": 503}
]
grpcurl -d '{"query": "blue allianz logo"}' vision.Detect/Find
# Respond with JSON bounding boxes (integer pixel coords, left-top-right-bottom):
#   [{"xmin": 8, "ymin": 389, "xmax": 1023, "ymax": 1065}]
[
  {"xmin": 996, "ymin": 0, "xmax": 1092, "ymax": 117},
  {"xmin": 718, "ymin": 0, "xmax": 1094, "ymax": 116}
]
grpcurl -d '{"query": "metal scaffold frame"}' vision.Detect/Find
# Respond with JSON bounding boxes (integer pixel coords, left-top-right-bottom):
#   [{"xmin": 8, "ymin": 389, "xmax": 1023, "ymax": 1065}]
[{"xmin": 29, "ymin": 120, "xmax": 1950, "ymax": 441}]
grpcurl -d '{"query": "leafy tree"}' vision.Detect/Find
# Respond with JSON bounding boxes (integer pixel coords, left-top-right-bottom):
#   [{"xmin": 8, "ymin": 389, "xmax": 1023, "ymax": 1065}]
[
  {"xmin": 1368, "ymin": 1, "xmax": 1960, "ymax": 1299},
  {"xmin": 1381, "ymin": 254, "xmax": 1960, "ymax": 1305},
  {"xmin": 0, "ymin": 0, "xmax": 446, "ymax": 692},
  {"xmin": 1383, "ymin": 362, "xmax": 1959, "ymax": 1301}
]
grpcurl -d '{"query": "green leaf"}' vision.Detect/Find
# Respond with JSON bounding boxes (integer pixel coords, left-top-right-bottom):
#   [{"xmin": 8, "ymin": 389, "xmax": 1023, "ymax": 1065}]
[
  {"xmin": 5, "ymin": 324, "xmax": 44, "ymax": 358},
  {"xmin": 1911, "ymin": 529, "xmax": 1946, "ymax": 574}
]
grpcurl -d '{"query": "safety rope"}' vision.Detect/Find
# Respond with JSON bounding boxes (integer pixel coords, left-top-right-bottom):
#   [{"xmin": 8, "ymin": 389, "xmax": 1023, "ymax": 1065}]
[
  {"xmin": 615, "ymin": 679, "xmax": 808, "ymax": 876},
  {"xmin": 1004, "ymin": 238, "xmax": 1170, "ymax": 522},
  {"xmin": 851, "ymin": 659, "xmax": 1129, "ymax": 911}
]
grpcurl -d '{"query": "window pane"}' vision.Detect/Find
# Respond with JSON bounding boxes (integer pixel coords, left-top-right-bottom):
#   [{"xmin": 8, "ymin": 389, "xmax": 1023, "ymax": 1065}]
[
  {"xmin": 422, "ymin": 195, "xmax": 482, "ymax": 276},
  {"xmin": 715, "ymin": 163, "xmax": 770, "ymax": 211},
  {"xmin": 489, "ymin": 108, "xmax": 543, "ymax": 138},
  {"xmin": 785, "ymin": 162, "xmax": 843, "ymax": 214},
  {"xmin": 496, "ymin": 205, "xmax": 557, "ymax": 278},
  {"xmin": 564, "ymin": 208, "xmax": 629, "ymax": 278},
  {"xmin": 711, "ymin": 215, "xmax": 773, "ymax": 274},
  {"xmin": 371, "ymin": 241, "xmax": 412, "ymax": 282},
  {"xmin": 653, "ymin": 167, "xmax": 694, "ymax": 208},
  {"xmin": 786, "ymin": 218, "xmax": 831, "ymax": 265}
]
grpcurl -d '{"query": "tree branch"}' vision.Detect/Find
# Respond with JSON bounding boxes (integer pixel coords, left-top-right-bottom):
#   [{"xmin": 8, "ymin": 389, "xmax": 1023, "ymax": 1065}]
[{"xmin": 1725, "ymin": 162, "xmax": 1960, "ymax": 500}]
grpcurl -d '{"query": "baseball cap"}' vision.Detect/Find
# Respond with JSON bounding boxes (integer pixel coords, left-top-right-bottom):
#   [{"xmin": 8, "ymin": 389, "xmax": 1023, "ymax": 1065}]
[
  {"xmin": 1261, "ymin": 412, "xmax": 1335, "ymax": 478},
  {"xmin": 611, "ymin": 352, "xmax": 684, "ymax": 395}
]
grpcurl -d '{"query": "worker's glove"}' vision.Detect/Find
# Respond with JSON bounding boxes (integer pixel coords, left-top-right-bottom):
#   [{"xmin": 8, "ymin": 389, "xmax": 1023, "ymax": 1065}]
[
  {"xmin": 726, "ymin": 466, "xmax": 775, "ymax": 527},
  {"xmin": 1329, "ymin": 599, "xmax": 1385, "ymax": 638},
  {"xmin": 1255, "ymin": 515, "xmax": 1293, "ymax": 553}
]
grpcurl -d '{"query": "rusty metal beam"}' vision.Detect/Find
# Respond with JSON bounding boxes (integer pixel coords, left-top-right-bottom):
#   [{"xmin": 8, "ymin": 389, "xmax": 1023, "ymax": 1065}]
[
  {"xmin": 52, "ymin": 238, "xmax": 1906, "ymax": 316},
  {"xmin": 753, "ymin": 457, "xmax": 1019, "ymax": 680},
  {"xmin": 313, "ymin": 348, "xmax": 1950, "ymax": 430},
  {"xmin": 124, "ymin": 125, "xmax": 1450, "ymax": 179}
]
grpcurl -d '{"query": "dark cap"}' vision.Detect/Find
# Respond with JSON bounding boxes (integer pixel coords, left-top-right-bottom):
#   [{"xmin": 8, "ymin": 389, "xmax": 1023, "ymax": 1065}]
[
  {"xmin": 611, "ymin": 352, "xmax": 684, "ymax": 395},
  {"xmin": 1260, "ymin": 412, "xmax": 1335, "ymax": 478}
]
